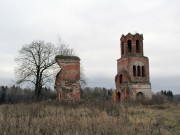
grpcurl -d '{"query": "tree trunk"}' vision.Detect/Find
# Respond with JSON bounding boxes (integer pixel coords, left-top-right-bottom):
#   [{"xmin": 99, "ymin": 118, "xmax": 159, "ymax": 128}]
[{"xmin": 35, "ymin": 68, "xmax": 40, "ymax": 98}]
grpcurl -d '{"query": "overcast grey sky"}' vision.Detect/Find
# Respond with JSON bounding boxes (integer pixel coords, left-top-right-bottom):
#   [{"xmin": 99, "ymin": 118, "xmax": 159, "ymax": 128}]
[{"xmin": 0, "ymin": 0, "xmax": 180, "ymax": 94}]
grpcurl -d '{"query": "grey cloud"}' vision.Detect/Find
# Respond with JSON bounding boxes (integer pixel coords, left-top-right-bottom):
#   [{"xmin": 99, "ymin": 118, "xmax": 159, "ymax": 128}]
[{"xmin": 151, "ymin": 76, "xmax": 180, "ymax": 94}]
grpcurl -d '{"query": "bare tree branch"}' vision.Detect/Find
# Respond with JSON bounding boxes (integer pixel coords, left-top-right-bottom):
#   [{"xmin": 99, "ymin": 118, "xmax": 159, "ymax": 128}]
[{"xmin": 15, "ymin": 39, "xmax": 76, "ymax": 98}]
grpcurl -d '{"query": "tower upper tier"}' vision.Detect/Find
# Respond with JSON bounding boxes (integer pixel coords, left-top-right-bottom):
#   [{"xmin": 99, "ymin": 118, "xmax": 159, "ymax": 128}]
[{"xmin": 120, "ymin": 33, "xmax": 144, "ymax": 58}]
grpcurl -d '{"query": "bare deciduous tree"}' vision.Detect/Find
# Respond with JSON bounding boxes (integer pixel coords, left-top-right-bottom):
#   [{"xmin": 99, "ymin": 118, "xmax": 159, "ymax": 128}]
[{"xmin": 15, "ymin": 40, "xmax": 75, "ymax": 98}]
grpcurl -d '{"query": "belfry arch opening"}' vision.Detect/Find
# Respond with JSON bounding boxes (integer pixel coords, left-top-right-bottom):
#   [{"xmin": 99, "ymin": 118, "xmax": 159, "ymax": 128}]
[
  {"xmin": 128, "ymin": 40, "xmax": 132, "ymax": 53},
  {"xmin": 136, "ymin": 40, "xmax": 140, "ymax": 53}
]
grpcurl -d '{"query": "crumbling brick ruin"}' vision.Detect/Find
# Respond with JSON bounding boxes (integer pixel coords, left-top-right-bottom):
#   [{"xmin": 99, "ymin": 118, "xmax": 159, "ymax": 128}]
[
  {"xmin": 55, "ymin": 55, "xmax": 80, "ymax": 101},
  {"xmin": 115, "ymin": 33, "xmax": 152, "ymax": 101}
]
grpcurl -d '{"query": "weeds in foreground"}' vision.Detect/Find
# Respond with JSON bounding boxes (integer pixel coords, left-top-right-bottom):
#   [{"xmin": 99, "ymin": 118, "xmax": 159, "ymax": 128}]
[{"xmin": 0, "ymin": 100, "xmax": 179, "ymax": 135}]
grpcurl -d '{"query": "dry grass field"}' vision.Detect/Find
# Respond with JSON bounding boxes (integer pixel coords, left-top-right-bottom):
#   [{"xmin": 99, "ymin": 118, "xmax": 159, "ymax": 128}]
[{"xmin": 0, "ymin": 100, "xmax": 179, "ymax": 135}]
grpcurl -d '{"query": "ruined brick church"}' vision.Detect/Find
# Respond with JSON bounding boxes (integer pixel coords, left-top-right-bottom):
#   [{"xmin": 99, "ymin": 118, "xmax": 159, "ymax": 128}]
[
  {"xmin": 55, "ymin": 55, "xmax": 80, "ymax": 101},
  {"xmin": 115, "ymin": 33, "xmax": 152, "ymax": 100},
  {"xmin": 54, "ymin": 33, "xmax": 152, "ymax": 101}
]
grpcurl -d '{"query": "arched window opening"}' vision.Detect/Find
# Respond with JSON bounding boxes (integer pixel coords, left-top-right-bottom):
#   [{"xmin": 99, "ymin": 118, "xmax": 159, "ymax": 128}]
[
  {"xmin": 119, "ymin": 74, "xmax": 122, "ymax": 84},
  {"xmin": 137, "ymin": 66, "xmax": 141, "ymax": 76},
  {"xmin": 133, "ymin": 65, "xmax": 136, "ymax": 76},
  {"xmin": 121, "ymin": 42, "xmax": 124, "ymax": 54},
  {"xmin": 128, "ymin": 40, "xmax": 132, "ymax": 53},
  {"xmin": 116, "ymin": 91, "xmax": 121, "ymax": 101},
  {"xmin": 136, "ymin": 92, "xmax": 144, "ymax": 100},
  {"xmin": 136, "ymin": 40, "xmax": 140, "ymax": 53},
  {"xmin": 142, "ymin": 66, "xmax": 145, "ymax": 77}
]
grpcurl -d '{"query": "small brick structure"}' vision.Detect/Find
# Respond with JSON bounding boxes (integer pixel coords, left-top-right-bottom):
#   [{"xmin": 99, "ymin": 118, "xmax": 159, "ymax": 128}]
[
  {"xmin": 115, "ymin": 33, "xmax": 152, "ymax": 101},
  {"xmin": 55, "ymin": 55, "xmax": 80, "ymax": 101}
]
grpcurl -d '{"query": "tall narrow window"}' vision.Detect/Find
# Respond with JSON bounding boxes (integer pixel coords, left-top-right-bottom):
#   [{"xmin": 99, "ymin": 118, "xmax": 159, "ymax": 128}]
[
  {"xmin": 142, "ymin": 66, "xmax": 145, "ymax": 77},
  {"xmin": 119, "ymin": 74, "xmax": 122, "ymax": 84},
  {"xmin": 128, "ymin": 40, "xmax": 132, "ymax": 53},
  {"xmin": 121, "ymin": 42, "xmax": 124, "ymax": 54},
  {"xmin": 137, "ymin": 66, "xmax": 141, "ymax": 76},
  {"xmin": 133, "ymin": 65, "xmax": 136, "ymax": 76},
  {"xmin": 136, "ymin": 40, "xmax": 140, "ymax": 53}
]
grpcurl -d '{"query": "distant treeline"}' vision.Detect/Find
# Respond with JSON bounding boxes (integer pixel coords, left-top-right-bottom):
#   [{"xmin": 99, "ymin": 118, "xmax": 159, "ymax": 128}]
[
  {"xmin": 160, "ymin": 90, "xmax": 174, "ymax": 98},
  {"xmin": 0, "ymin": 85, "xmax": 179, "ymax": 104},
  {"xmin": 0, "ymin": 85, "xmax": 113, "ymax": 104},
  {"xmin": 80, "ymin": 87, "xmax": 113, "ymax": 100},
  {"xmin": 0, "ymin": 85, "xmax": 56, "ymax": 104}
]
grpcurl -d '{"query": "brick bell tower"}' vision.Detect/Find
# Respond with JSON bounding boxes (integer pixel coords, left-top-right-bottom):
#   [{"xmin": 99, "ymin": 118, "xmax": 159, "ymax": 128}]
[{"xmin": 115, "ymin": 33, "xmax": 152, "ymax": 100}]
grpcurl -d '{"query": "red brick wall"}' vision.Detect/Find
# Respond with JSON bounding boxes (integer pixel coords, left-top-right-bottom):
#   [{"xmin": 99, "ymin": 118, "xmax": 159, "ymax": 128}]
[
  {"xmin": 116, "ymin": 33, "xmax": 150, "ymax": 84},
  {"xmin": 117, "ymin": 56, "xmax": 150, "ymax": 83},
  {"xmin": 115, "ymin": 33, "xmax": 152, "ymax": 100},
  {"xmin": 60, "ymin": 62, "xmax": 80, "ymax": 80},
  {"xmin": 55, "ymin": 58, "xmax": 81, "ymax": 101}
]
